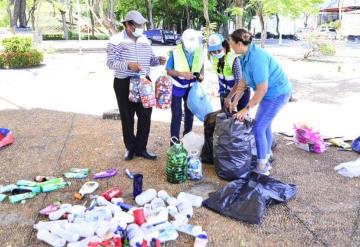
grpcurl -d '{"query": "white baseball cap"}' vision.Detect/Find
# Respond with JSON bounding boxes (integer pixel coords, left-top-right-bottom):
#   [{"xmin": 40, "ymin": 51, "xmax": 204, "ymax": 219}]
[
  {"xmin": 208, "ymin": 33, "xmax": 224, "ymax": 52},
  {"xmin": 122, "ymin": 10, "xmax": 148, "ymax": 25}
]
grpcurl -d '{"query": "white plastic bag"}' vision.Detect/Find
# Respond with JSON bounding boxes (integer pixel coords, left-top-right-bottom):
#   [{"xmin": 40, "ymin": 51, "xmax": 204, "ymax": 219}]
[
  {"xmin": 334, "ymin": 158, "xmax": 360, "ymax": 178},
  {"xmin": 182, "ymin": 132, "xmax": 204, "ymax": 154}
]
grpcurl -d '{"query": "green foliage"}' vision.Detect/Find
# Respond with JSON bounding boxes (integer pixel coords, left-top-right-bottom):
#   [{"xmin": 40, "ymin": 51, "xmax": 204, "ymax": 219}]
[
  {"xmin": 302, "ymin": 32, "xmax": 336, "ymax": 59},
  {"xmin": 328, "ymin": 20, "xmax": 341, "ymax": 30},
  {"xmin": 0, "ymin": 0, "xmax": 10, "ymax": 28},
  {"xmin": 0, "ymin": 36, "xmax": 43, "ymax": 69},
  {"xmin": 0, "ymin": 49, "xmax": 43, "ymax": 69},
  {"xmin": 225, "ymin": 6, "xmax": 244, "ymax": 17},
  {"xmin": 42, "ymin": 32, "xmax": 109, "ymax": 40},
  {"xmin": 318, "ymin": 43, "xmax": 336, "ymax": 56},
  {"xmin": 2, "ymin": 36, "xmax": 33, "ymax": 52}
]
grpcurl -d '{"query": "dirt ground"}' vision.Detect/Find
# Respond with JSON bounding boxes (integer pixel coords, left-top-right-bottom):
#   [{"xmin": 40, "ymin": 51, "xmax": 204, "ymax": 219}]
[{"xmin": 0, "ymin": 108, "xmax": 359, "ymax": 247}]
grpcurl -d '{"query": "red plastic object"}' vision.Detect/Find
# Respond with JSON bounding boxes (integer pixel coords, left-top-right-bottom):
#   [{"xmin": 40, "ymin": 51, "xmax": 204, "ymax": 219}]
[
  {"xmin": 88, "ymin": 237, "xmax": 122, "ymax": 247},
  {"xmin": 141, "ymin": 240, "xmax": 148, "ymax": 247},
  {"xmin": 0, "ymin": 128, "xmax": 14, "ymax": 148},
  {"xmin": 133, "ymin": 208, "xmax": 146, "ymax": 226},
  {"xmin": 102, "ymin": 187, "xmax": 122, "ymax": 201}
]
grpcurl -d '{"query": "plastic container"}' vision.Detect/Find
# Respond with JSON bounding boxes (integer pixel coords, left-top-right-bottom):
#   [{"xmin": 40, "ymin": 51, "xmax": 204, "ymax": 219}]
[
  {"xmin": 63, "ymin": 172, "xmax": 88, "ymax": 179},
  {"xmin": 133, "ymin": 208, "xmax": 146, "ymax": 226},
  {"xmin": 175, "ymin": 224, "xmax": 202, "ymax": 237},
  {"xmin": 113, "ymin": 210, "xmax": 134, "ymax": 224},
  {"xmin": 177, "ymin": 192, "xmax": 203, "ymax": 208},
  {"xmin": 67, "ymin": 236, "xmax": 102, "ymax": 247},
  {"xmin": 93, "ymin": 169, "xmax": 117, "ymax": 179},
  {"xmin": 135, "ymin": 189, "xmax": 157, "ymax": 206},
  {"xmin": 157, "ymin": 190, "xmax": 170, "ymax": 202},
  {"xmin": 176, "ymin": 198, "xmax": 193, "ymax": 219},
  {"xmin": 129, "ymin": 75, "xmax": 142, "ymax": 103},
  {"xmin": 34, "ymin": 220, "xmax": 68, "ymax": 231},
  {"xmin": 143, "ymin": 203, "xmax": 154, "ymax": 218},
  {"xmin": 48, "ymin": 224, "xmax": 80, "ymax": 243},
  {"xmin": 9, "ymin": 192, "xmax": 37, "ymax": 204},
  {"xmin": 127, "ymin": 223, "xmax": 144, "ymax": 247},
  {"xmin": 37, "ymin": 229, "xmax": 66, "ymax": 247},
  {"xmin": 166, "ymin": 197, "xmax": 178, "ymax": 206},
  {"xmin": 158, "ymin": 227, "xmax": 179, "ymax": 243},
  {"xmin": 166, "ymin": 138, "xmax": 188, "ymax": 184},
  {"xmin": 150, "ymin": 197, "xmax": 166, "ymax": 212},
  {"xmin": 111, "ymin": 197, "xmax": 124, "ymax": 205},
  {"xmin": 16, "ymin": 180, "xmax": 38, "ymax": 187},
  {"xmin": 146, "ymin": 208, "xmax": 169, "ymax": 226},
  {"xmin": 187, "ymin": 150, "xmax": 203, "ymax": 181},
  {"xmin": 49, "ymin": 204, "xmax": 72, "ymax": 220},
  {"xmin": 133, "ymin": 174, "xmax": 143, "ymax": 199},
  {"xmin": 0, "ymin": 184, "xmax": 18, "ymax": 193},
  {"xmin": 102, "ymin": 187, "xmax": 123, "ymax": 201},
  {"xmin": 138, "ymin": 76, "xmax": 156, "ymax": 108},
  {"xmin": 117, "ymin": 202, "xmax": 133, "ymax": 212},
  {"xmin": 74, "ymin": 181, "xmax": 99, "ymax": 200},
  {"xmin": 95, "ymin": 221, "xmax": 112, "ymax": 239},
  {"xmin": 194, "ymin": 231, "xmax": 209, "ymax": 247},
  {"xmin": 41, "ymin": 182, "xmax": 70, "ymax": 193},
  {"xmin": 155, "ymin": 75, "xmax": 172, "ymax": 109},
  {"xmin": 167, "ymin": 205, "xmax": 188, "ymax": 226},
  {"xmin": 65, "ymin": 223, "xmax": 97, "ymax": 238},
  {"xmin": 85, "ymin": 206, "xmax": 112, "ymax": 222}
]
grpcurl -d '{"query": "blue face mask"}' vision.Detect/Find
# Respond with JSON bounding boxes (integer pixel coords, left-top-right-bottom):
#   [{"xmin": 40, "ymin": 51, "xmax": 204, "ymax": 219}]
[{"xmin": 212, "ymin": 51, "xmax": 225, "ymax": 59}]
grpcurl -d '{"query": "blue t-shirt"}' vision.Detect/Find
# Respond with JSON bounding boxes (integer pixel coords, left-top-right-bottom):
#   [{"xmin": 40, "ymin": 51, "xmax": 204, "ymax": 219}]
[{"xmin": 240, "ymin": 44, "xmax": 291, "ymax": 99}]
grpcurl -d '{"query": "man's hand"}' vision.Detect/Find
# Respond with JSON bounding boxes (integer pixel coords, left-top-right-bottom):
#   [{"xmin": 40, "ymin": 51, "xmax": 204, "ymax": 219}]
[
  {"xmin": 180, "ymin": 72, "xmax": 195, "ymax": 80},
  {"xmin": 233, "ymin": 107, "xmax": 249, "ymax": 121},
  {"xmin": 158, "ymin": 56, "xmax": 167, "ymax": 65},
  {"xmin": 128, "ymin": 62, "xmax": 142, "ymax": 72}
]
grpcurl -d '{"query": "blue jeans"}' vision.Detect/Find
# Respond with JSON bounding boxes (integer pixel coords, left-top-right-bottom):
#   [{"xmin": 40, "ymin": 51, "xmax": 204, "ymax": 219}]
[
  {"xmin": 171, "ymin": 90, "xmax": 194, "ymax": 141},
  {"xmin": 254, "ymin": 93, "xmax": 291, "ymax": 165}
]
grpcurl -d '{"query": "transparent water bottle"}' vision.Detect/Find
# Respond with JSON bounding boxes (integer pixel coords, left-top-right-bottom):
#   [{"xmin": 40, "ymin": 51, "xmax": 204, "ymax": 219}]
[{"xmin": 187, "ymin": 150, "xmax": 203, "ymax": 180}]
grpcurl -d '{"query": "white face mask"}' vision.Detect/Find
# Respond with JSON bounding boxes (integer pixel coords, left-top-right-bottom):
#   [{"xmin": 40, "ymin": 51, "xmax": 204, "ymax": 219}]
[
  {"xmin": 183, "ymin": 39, "xmax": 198, "ymax": 53},
  {"xmin": 132, "ymin": 28, "xmax": 144, "ymax": 37},
  {"xmin": 212, "ymin": 51, "xmax": 225, "ymax": 59}
]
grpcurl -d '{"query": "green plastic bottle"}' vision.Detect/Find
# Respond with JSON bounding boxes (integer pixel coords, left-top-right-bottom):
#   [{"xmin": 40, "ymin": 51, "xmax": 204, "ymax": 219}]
[
  {"xmin": 0, "ymin": 194, "xmax": 7, "ymax": 202},
  {"xmin": 39, "ymin": 177, "xmax": 64, "ymax": 186},
  {"xmin": 0, "ymin": 184, "xmax": 18, "ymax": 193},
  {"xmin": 69, "ymin": 168, "xmax": 90, "ymax": 174},
  {"xmin": 9, "ymin": 192, "xmax": 37, "ymax": 204},
  {"xmin": 41, "ymin": 182, "xmax": 70, "ymax": 193},
  {"xmin": 16, "ymin": 180, "xmax": 39, "ymax": 187},
  {"xmin": 63, "ymin": 172, "xmax": 88, "ymax": 179}
]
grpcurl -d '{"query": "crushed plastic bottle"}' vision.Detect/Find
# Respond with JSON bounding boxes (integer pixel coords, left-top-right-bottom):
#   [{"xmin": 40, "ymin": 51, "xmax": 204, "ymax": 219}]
[
  {"xmin": 135, "ymin": 189, "xmax": 157, "ymax": 206},
  {"xmin": 49, "ymin": 204, "xmax": 72, "ymax": 220},
  {"xmin": 64, "ymin": 222, "xmax": 98, "ymax": 238},
  {"xmin": 74, "ymin": 181, "xmax": 99, "ymax": 200},
  {"xmin": 34, "ymin": 220, "xmax": 68, "ymax": 231},
  {"xmin": 37, "ymin": 229, "xmax": 66, "ymax": 247},
  {"xmin": 127, "ymin": 223, "xmax": 144, "ymax": 247},
  {"xmin": 177, "ymin": 192, "xmax": 203, "ymax": 208},
  {"xmin": 9, "ymin": 192, "xmax": 37, "ymax": 204},
  {"xmin": 48, "ymin": 224, "xmax": 80, "ymax": 243}
]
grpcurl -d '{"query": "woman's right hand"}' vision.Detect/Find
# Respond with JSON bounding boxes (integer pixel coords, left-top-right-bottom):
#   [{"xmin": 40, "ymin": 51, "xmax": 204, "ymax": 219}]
[{"xmin": 224, "ymin": 96, "xmax": 233, "ymax": 112}]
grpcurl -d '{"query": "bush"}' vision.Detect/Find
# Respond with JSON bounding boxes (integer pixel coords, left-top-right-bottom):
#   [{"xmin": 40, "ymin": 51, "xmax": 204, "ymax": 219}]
[
  {"xmin": 2, "ymin": 36, "xmax": 32, "ymax": 52},
  {"xmin": 42, "ymin": 32, "xmax": 109, "ymax": 40},
  {"xmin": 318, "ymin": 43, "xmax": 336, "ymax": 56},
  {"xmin": 42, "ymin": 33, "xmax": 65, "ymax": 40},
  {"xmin": 0, "ymin": 36, "xmax": 43, "ymax": 69}
]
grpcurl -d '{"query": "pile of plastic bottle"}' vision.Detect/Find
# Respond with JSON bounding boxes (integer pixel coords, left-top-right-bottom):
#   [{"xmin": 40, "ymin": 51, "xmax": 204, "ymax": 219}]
[
  {"xmin": 138, "ymin": 76, "xmax": 156, "ymax": 108},
  {"xmin": 187, "ymin": 150, "xmax": 203, "ymax": 181},
  {"xmin": 34, "ymin": 188, "xmax": 208, "ymax": 247},
  {"xmin": 0, "ymin": 177, "xmax": 70, "ymax": 204},
  {"xmin": 128, "ymin": 76, "xmax": 142, "ymax": 103},
  {"xmin": 166, "ymin": 139, "xmax": 188, "ymax": 184},
  {"xmin": 155, "ymin": 76, "xmax": 172, "ymax": 109},
  {"xmin": 294, "ymin": 123, "xmax": 326, "ymax": 154}
]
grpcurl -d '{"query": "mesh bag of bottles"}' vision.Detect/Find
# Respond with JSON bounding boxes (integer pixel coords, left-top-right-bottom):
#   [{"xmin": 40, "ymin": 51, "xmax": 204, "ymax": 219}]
[
  {"xmin": 155, "ymin": 75, "xmax": 172, "ymax": 109},
  {"xmin": 166, "ymin": 137, "xmax": 188, "ymax": 184},
  {"xmin": 138, "ymin": 76, "xmax": 156, "ymax": 108},
  {"xmin": 129, "ymin": 76, "xmax": 141, "ymax": 103}
]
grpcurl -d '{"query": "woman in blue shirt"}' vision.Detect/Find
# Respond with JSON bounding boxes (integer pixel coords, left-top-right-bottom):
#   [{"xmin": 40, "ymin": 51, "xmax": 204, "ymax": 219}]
[{"xmin": 229, "ymin": 29, "xmax": 292, "ymax": 175}]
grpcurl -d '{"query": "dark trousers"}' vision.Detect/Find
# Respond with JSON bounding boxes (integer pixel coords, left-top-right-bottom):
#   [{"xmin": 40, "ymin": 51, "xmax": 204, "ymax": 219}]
[
  {"xmin": 220, "ymin": 87, "xmax": 251, "ymax": 111},
  {"xmin": 171, "ymin": 90, "xmax": 194, "ymax": 141},
  {"xmin": 113, "ymin": 77, "xmax": 152, "ymax": 153}
]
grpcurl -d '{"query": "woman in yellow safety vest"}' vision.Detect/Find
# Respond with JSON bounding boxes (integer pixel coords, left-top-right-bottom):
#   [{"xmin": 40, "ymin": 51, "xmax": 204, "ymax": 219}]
[{"xmin": 207, "ymin": 33, "xmax": 250, "ymax": 111}]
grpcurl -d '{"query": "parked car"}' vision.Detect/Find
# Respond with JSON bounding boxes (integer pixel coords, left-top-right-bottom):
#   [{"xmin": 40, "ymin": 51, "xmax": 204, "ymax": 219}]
[{"xmin": 144, "ymin": 29, "xmax": 181, "ymax": 45}]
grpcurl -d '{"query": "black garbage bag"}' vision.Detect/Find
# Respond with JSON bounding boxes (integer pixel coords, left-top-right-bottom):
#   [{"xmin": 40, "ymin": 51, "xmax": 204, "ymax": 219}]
[
  {"xmin": 213, "ymin": 112, "xmax": 253, "ymax": 180},
  {"xmin": 203, "ymin": 172, "xmax": 298, "ymax": 224},
  {"xmin": 201, "ymin": 110, "xmax": 222, "ymax": 164}
]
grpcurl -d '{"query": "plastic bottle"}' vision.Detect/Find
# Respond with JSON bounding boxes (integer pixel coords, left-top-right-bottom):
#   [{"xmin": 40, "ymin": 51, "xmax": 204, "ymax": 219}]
[
  {"xmin": 0, "ymin": 193, "xmax": 7, "ymax": 202},
  {"xmin": 135, "ymin": 189, "xmax": 157, "ymax": 206},
  {"xmin": 67, "ymin": 236, "xmax": 102, "ymax": 247},
  {"xmin": 48, "ymin": 224, "xmax": 80, "ymax": 243},
  {"xmin": 141, "ymin": 221, "xmax": 172, "ymax": 233},
  {"xmin": 166, "ymin": 197, "xmax": 178, "ymax": 206},
  {"xmin": 34, "ymin": 176, "xmax": 57, "ymax": 182},
  {"xmin": 177, "ymin": 192, "xmax": 203, "ymax": 208},
  {"xmin": 187, "ymin": 150, "xmax": 203, "ymax": 181},
  {"xmin": 127, "ymin": 223, "xmax": 144, "ymax": 247},
  {"xmin": 37, "ymin": 229, "xmax": 66, "ymax": 247},
  {"xmin": 9, "ymin": 192, "xmax": 37, "ymax": 204},
  {"xmin": 133, "ymin": 174, "xmax": 143, "ymax": 199},
  {"xmin": 49, "ymin": 204, "xmax": 72, "ymax": 220},
  {"xmin": 157, "ymin": 190, "xmax": 170, "ymax": 202},
  {"xmin": 16, "ymin": 180, "xmax": 38, "ymax": 187},
  {"xmin": 158, "ymin": 227, "xmax": 179, "ymax": 243},
  {"xmin": 0, "ymin": 184, "xmax": 18, "ymax": 193},
  {"xmin": 70, "ymin": 168, "xmax": 90, "ymax": 174},
  {"xmin": 74, "ymin": 181, "xmax": 99, "ymax": 200},
  {"xmin": 16, "ymin": 185, "xmax": 41, "ymax": 194},
  {"xmin": 34, "ymin": 220, "xmax": 67, "ymax": 231},
  {"xmin": 64, "ymin": 222, "xmax": 98, "ymax": 238},
  {"xmin": 111, "ymin": 197, "xmax": 124, "ymax": 205},
  {"xmin": 146, "ymin": 208, "xmax": 169, "ymax": 226},
  {"xmin": 85, "ymin": 206, "xmax": 112, "ymax": 222},
  {"xmin": 91, "ymin": 195, "xmax": 112, "ymax": 206},
  {"xmin": 63, "ymin": 172, "xmax": 88, "ymax": 179},
  {"xmin": 42, "ymin": 182, "xmax": 70, "ymax": 193},
  {"xmin": 102, "ymin": 187, "xmax": 123, "ymax": 201},
  {"xmin": 194, "ymin": 231, "xmax": 208, "ymax": 247},
  {"xmin": 95, "ymin": 221, "xmax": 112, "ymax": 239},
  {"xmin": 150, "ymin": 198, "xmax": 166, "ymax": 212},
  {"xmin": 167, "ymin": 205, "xmax": 188, "ymax": 226},
  {"xmin": 176, "ymin": 198, "xmax": 193, "ymax": 219},
  {"xmin": 39, "ymin": 177, "xmax": 64, "ymax": 186},
  {"xmin": 143, "ymin": 203, "xmax": 154, "ymax": 218},
  {"xmin": 113, "ymin": 210, "xmax": 134, "ymax": 224},
  {"xmin": 175, "ymin": 224, "xmax": 202, "ymax": 237}
]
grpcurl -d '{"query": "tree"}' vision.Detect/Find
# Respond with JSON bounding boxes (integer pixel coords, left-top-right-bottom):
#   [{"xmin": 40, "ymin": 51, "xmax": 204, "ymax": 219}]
[
  {"xmin": 144, "ymin": 0, "xmax": 154, "ymax": 29},
  {"xmin": 234, "ymin": 0, "xmax": 243, "ymax": 28}
]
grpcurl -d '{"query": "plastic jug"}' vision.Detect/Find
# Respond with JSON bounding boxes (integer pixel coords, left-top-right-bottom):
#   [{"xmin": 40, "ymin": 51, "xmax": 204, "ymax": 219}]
[
  {"xmin": 177, "ymin": 192, "xmax": 203, "ymax": 208},
  {"xmin": 135, "ymin": 189, "xmax": 157, "ymax": 206}
]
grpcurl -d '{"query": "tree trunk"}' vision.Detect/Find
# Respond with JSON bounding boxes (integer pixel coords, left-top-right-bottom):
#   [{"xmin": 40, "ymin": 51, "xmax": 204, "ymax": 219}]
[
  {"xmin": 185, "ymin": 5, "xmax": 191, "ymax": 28},
  {"xmin": 145, "ymin": 0, "xmax": 154, "ymax": 29},
  {"xmin": 26, "ymin": 0, "xmax": 37, "ymax": 29},
  {"xmin": 258, "ymin": 8, "xmax": 265, "ymax": 48},
  {"xmin": 19, "ymin": 0, "xmax": 26, "ymax": 27},
  {"xmin": 7, "ymin": 0, "xmax": 15, "ymax": 32},
  {"xmin": 304, "ymin": 13, "xmax": 309, "ymax": 28},
  {"xmin": 235, "ymin": 0, "xmax": 243, "ymax": 28},
  {"xmin": 69, "ymin": 5, "xmax": 74, "ymax": 25},
  {"xmin": 89, "ymin": 0, "xmax": 95, "ymax": 37},
  {"xmin": 61, "ymin": 11, "xmax": 68, "ymax": 39},
  {"xmin": 203, "ymin": 0, "xmax": 210, "ymax": 26},
  {"xmin": 247, "ymin": 18, "xmax": 251, "ymax": 31},
  {"xmin": 94, "ymin": 0, "xmax": 100, "ymax": 16}
]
